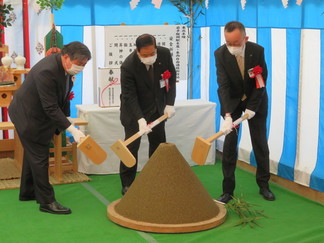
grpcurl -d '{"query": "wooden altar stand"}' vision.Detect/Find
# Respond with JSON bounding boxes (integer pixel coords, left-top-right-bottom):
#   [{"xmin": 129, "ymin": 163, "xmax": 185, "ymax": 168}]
[{"xmin": 0, "ymin": 118, "xmax": 88, "ymax": 183}]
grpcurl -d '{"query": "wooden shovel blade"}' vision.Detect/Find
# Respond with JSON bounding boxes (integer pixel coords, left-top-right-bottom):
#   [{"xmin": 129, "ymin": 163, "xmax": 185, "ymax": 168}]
[
  {"xmin": 77, "ymin": 135, "xmax": 107, "ymax": 165},
  {"xmin": 111, "ymin": 139, "xmax": 136, "ymax": 168},
  {"xmin": 191, "ymin": 136, "xmax": 211, "ymax": 165}
]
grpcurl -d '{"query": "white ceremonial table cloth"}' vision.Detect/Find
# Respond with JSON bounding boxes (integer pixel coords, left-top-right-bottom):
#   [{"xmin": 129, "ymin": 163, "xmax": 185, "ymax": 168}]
[{"xmin": 76, "ymin": 99, "xmax": 216, "ymax": 174}]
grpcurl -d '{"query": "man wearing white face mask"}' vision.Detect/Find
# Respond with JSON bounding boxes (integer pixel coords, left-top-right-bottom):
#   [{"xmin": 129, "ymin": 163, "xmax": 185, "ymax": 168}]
[
  {"xmin": 119, "ymin": 33, "xmax": 176, "ymax": 195},
  {"xmin": 9, "ymin": 41, "xmax": 91, "ymax": 214},
  {"xmin": 214, "ymin": 21, "xmax": 275, "ymax": 204}
]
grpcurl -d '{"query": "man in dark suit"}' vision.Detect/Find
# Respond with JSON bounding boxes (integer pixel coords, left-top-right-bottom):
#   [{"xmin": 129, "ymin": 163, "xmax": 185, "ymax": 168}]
[
  {"xmin": 9, "ymin": 41, "xmax": 91, "ymax": 214},
  {"xmin": 119, "ymin": 34, "xmax": 176, "ymax": 195},
  {"xmin": 214, "ymin": 21, "xmax": 275, "ymax": 204}
]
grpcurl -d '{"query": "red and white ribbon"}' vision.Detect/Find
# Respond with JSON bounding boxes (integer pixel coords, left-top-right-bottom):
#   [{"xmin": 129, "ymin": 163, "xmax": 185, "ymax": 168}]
[{"xmin": 248, "ymin": 65, "xmax": 265, "ymax": 89}]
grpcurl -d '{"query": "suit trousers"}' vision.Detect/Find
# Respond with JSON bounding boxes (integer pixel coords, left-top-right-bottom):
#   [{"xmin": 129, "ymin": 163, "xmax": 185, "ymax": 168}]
[
  {"xmin": 16, "ymin": 131, "xmax": 55, "ymax": 204},
  {"xmin": 119, "ymin": 112, "xmax": 166, "ymax": 187},
  {"xmin": 221, "ymin": 102, "xmax": 270, "ymax": 194}
]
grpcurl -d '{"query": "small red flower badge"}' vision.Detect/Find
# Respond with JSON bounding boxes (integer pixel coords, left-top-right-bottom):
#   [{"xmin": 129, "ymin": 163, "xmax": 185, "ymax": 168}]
[
  {"xmin": 68, "ymin": 91, "xmax": 75, "ymax": 101},
  {"xmin": 162, "ymin": 70, "xmax": 171, "ymax": 80},
  {"xmin": 161, "ymin": 70, "xmax": 171, "ymax": 92}
]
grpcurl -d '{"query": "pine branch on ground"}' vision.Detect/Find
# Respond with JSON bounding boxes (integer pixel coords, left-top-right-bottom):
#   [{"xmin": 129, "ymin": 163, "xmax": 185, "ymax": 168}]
[{"xmin": 225, "ymin": 195, "xmax": 268, "ymax": 228}]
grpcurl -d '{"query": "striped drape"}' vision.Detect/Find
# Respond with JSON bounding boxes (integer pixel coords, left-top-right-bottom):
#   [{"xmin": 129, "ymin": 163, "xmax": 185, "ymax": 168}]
[{"xmin": 3, "ymin": 0, "xmax": 323, "ymax": 191}]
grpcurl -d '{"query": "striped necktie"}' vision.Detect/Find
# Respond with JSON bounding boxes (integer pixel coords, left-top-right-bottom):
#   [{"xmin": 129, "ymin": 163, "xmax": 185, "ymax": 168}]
[{"xmin": 236, "ymin": 55, "xmax": 244, "ymax": 79}]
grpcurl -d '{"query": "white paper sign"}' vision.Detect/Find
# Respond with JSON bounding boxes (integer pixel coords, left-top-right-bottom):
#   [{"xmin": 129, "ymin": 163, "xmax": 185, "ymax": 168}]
[
  {"xmin": 104, "ymin": 25, "xmax": 188, "ymax": 81},
  {"xmin": 98, "ymin": 68, "xmax": 121, "ymax": 107}
]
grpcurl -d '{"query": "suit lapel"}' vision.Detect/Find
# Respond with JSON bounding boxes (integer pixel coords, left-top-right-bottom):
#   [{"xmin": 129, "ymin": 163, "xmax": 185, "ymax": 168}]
[
  {"xmin": 55, "ymin": 54, "xmax": 69, "ymax": 104},
  {"xmin": 152, "ymin": 62, "xmax": 161, "ymax": 89},
  {"xmin": 225, "ymin": 50, "xmax": 242, "ymax": 81},
  {"xmin": 135, "ymin": 55, "xmax": 153, "ymax": 89},
  {"xmin": 244, "ymin": 42, "xmax": 254, "ymax": 80},
  {"xmin": 62, "ymin": 75, "xmax": 71, "ymax": 103}
]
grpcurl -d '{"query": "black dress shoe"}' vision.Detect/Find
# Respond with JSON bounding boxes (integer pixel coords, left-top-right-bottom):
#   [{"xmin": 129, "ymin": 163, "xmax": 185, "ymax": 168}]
[
  {"xmin": 121, "ymin": 186, "xmax": 129, "ymax": 196},
  {"xmin": 39, "ymin": 201, "xmax": 71, "ymax": 214},
  {"xmin": 259, "ymin": 188, "xmax": 276, "ymax": 201},
  {"xmin": 216, "ymin": 193, "xmax": 233, "ymax": 204}
]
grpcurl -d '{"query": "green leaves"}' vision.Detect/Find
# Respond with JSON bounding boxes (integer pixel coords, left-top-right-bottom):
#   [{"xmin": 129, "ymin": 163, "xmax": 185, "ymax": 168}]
[
  {"xmin": 36, "ymin": 0, "xmax": 65, "ymax": 11},
  {"xmin": 168, "ymin": 0, "xmax": 205, "ymax": 25},
  {"xmin": 0, "ymin": 4, "xmax": 14, "ymax": 28},
  {"xmin": 225, "ymin": 195, "xmax": 268, "ymax": 228},
  {"xmin": 0, "ymin": 3, "xmax": 14, "ymax": 45}
]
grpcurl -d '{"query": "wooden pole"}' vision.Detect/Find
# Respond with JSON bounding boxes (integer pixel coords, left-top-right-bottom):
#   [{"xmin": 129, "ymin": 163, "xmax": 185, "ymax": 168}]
[
  {"xmin": 0, "ymin": 0, "xmax": 8, "ymax": 139},
  {"xmin": 188, "ymin": 0, "xmax": 193, "ymax": 99},
  {"xmin": 22, "ymin": 0, "xmax": 30, "ymax": 69}
]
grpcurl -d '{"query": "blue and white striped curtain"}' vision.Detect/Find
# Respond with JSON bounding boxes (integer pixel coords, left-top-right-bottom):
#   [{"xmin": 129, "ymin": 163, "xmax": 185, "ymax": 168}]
[
  {"xmin": 199, "ymin": 27, "xmax": 324, "ymax": 192},
  {"xmin": 4, "ymin": 0, "xmax": 323, "ymax": 192},
  {"xmin": 54, "ymin": 0, "xmax": 324, "ymax": 192}
]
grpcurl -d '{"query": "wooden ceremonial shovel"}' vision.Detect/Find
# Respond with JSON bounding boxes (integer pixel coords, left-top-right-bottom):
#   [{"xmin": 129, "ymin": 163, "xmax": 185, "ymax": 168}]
[
  {"xmin": 191, "ymin": 113, "xmax": 249, "ymax": 165},
  {"xmin": 111, "ymin": 114, "xmax": 168, "ymax": 168},
  {"xmin": 78, "ymin": 135, "xmax": 107, "ymax": 164}
]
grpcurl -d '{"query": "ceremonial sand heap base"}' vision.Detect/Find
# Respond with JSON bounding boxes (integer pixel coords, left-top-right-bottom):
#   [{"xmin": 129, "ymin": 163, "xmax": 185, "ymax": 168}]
[{"xmin": 107, "ymin": 143, "xmax": 226, "ymax": 233}]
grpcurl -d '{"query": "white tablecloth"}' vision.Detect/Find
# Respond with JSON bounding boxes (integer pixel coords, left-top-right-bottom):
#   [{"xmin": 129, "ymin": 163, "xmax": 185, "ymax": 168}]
[{"xmin": 76, "ymin": 99, "xmax": 216, "ymax": 174}]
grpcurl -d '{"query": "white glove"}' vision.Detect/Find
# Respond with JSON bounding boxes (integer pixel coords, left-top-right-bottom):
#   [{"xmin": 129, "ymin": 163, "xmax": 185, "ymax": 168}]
[
  {"xmin": 67, "ymin": 124, "xmax": 85, "ymax": 143},
  {"xmin": 164, "ymin": 105, "xmax": 175, "ymax": 118},
  {"xmin": 244, "ymin": 109, "xmax": 255, "ymax": 119},
  {"xmin": 138, "ymin": 118, "xmax": 152, "ymax": 135},
  {"xmin": 220, "ymin": 116, "xmax": 233, "ymax": 135}
]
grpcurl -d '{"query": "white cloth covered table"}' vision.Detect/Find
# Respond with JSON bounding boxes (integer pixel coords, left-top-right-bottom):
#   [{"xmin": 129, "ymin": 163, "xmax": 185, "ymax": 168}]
[{"xmin": 76, "ymin": 99, "xmax": 216, "ymax": 174}]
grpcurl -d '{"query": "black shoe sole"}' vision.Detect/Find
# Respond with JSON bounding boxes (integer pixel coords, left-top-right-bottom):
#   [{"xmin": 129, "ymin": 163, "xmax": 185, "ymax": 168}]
[
  {"xmin": 259, "ymin": 192, "xmax": 276, "ymax": 201},
  {"xmin": 261, "ymin": 196, "xmax": 276, "ymax": 201},
  {"xmin": 39, "ymin": 208, "xmax": 71, "ymax": 215}
]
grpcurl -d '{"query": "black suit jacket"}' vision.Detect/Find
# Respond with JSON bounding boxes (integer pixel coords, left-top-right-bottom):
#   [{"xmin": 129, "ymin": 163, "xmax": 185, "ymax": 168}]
[
  {"xmin": 9, "ymin": 53, "xmax": 72, "ymax": 145},
  {"xmin": 214, "ymin": 41, "xmax": 268, "ymax": 116},
  {"xmin": 120, "ymin": 46, "xmax": 176, "ymax": 126}
]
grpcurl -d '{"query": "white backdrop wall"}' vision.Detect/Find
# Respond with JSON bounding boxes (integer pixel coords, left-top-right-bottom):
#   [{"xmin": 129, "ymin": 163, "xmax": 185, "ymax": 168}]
[{"xmin": 2, "ymin": 0, "xmax": 324, "ymax": 192}]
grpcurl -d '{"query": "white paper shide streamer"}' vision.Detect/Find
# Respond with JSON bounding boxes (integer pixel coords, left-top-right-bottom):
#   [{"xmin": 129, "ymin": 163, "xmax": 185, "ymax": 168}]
[
  {"xmin": 296, "ymin": 0, "xmax": 303, "ymax": 6},
  {"xmin": 241, "ymin": 0, "xmax": 246, "ymax": 10},
  {"xmin": 282, "ymin": 0, "xmax": 289, "ymax": 8},
  {"xmin": 130, "ymin": 0, "xmax": 140, "ymax": 10},
  {"xmin": 152, "ymin": 0, "xmax": 163, "ymax": 9}
]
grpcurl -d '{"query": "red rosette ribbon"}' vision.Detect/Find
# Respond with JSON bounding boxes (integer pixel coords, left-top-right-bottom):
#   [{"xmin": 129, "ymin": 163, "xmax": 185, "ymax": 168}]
[
  {"xmin": 248, "ymin": 65, "xmax": 265, "ymax": 89},
  {"xmin": 68, "ymin": 91, "xmax": 75, "ymax": 101},
  {"xmin": 161, "ymin": 70, "xmax": 171, "ymax": 92}
]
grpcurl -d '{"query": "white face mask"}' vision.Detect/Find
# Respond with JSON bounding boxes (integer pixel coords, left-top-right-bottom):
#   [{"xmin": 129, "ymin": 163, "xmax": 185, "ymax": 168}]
[
  {"xmin": 227, "ymin": 44, "xmax": 245, "ymax": 56},
  {"xmin": 139, "ymin": 53, "xmax": 157, "ymax": 66},
  {"xmin": 66, "ymin": 64, "xmax": 84, "ymax": 75}
]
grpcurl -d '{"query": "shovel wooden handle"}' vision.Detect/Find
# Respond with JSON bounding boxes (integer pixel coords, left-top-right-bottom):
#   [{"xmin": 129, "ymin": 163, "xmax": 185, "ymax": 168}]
[
  {"xmin": 233, "ymin": 113, "xmax": 249, "ymax": 126},
  {"xmin": 206, "ymin": 113, "xmax": 249, "ymax": 143},
  {"xmin": 124, "ymin": 114, "xmax": 169, "ymax": 147},
  {"xmin": 206, "ymin": 131, "xmax": 224, "ymax": 143}
]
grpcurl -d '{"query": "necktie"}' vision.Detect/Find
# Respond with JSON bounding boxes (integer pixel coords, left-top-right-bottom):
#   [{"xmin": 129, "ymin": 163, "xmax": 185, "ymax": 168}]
[
  {"xmin": 236, "ymin": 55, "xmax": 244, "ymax": 79},
  {"xmin": 65, "ymin": 75, "xmax": 70, "ymax": 98},
  {"xmin": 148, "ymin": 65, "xmax": 154, "ymax": 83},
  {"xmin": 236, "ymin": 56, "xmax": 247, "ymax": 101}
]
